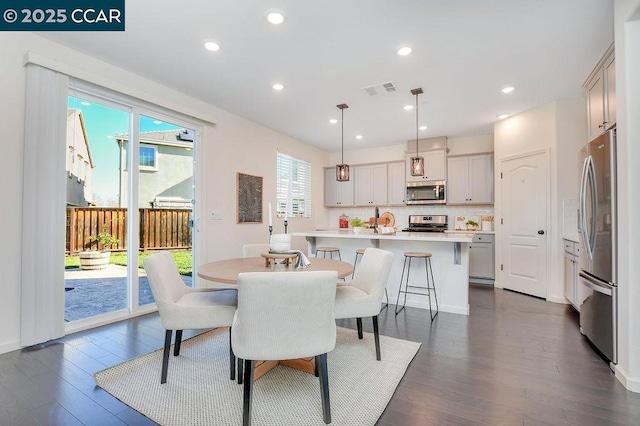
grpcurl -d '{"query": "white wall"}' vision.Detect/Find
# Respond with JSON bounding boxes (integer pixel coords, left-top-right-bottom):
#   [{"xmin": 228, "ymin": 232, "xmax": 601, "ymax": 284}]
[
  {"xmin": 0, "ymin": 33, "xmax": 328, "ymax": 353},
  {"xmin": 613, "ymin": 0, "xmax": 640, "ymax": 392},
  {"xmin": 494, "ymin": 98, "xmax": 587, "ymax": 302}
]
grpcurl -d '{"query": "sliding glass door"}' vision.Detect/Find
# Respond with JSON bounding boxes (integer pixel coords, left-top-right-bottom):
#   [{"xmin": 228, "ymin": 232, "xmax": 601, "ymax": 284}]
[{"xmin": 64, "ymin": 95, "xmax": 197, "ymax": 328}]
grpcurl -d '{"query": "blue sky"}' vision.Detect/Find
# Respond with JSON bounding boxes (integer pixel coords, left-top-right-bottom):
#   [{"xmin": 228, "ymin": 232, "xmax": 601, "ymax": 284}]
[{"xmin": 68, "ymin": 96, "xmax": 183, "ymax": 205}]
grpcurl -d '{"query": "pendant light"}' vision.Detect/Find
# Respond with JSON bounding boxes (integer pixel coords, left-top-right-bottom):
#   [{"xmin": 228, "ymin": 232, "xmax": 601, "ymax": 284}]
[
  {"xmin": 410, "ymin": 88, "xmax": 424, "ymax": 176},
  {"xmin": 336, "ymin": 103, "xmax": 350, "ymax": 181}
]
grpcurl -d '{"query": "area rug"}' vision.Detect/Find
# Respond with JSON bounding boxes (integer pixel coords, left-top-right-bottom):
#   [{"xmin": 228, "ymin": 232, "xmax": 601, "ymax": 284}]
[{"xmin": 94, "ymin": 327, "xmax": 421, "ymax": 425}]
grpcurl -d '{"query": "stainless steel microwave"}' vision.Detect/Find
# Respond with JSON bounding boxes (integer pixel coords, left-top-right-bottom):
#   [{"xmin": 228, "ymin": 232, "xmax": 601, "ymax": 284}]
[{"xmin": 406, "ymin": 180, "xmax": 446, "ymax": 205}]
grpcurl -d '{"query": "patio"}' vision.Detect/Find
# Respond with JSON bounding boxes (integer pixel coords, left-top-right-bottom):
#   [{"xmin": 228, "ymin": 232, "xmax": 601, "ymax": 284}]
[{"xmin": 64, "ymin": 265, "xmax": 193, "ymax": 322}]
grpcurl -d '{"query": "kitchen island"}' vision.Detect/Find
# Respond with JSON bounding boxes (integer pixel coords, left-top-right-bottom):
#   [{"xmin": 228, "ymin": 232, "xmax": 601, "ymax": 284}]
[{"xmin": 292, "ymin": 230, "xmax": 475, "ymax": 315}]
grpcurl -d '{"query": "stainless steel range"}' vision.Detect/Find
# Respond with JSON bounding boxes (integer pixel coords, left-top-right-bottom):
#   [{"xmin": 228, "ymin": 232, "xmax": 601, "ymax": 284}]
[{"xmin": 402, "ymin": 215, "xmax": 448, "ymax": 233}]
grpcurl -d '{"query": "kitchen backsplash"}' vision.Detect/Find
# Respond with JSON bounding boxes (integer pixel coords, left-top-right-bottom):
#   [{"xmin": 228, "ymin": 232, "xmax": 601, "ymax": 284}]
[
  {"xmin": 327, "ymin": 205, "xmax": 495, "ymax": 230},
  {"xmin": 563, "ymin": 197, "xmax": 579, "ymax": 238}
]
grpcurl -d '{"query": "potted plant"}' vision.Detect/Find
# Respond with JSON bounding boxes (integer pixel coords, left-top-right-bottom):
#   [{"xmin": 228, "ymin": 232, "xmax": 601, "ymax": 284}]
[
  {"xmin": 465, "ymin": 219, "xmax": 479, "ymax": 231},
  {"xmin": 350, "ymin": 217, "xmax": 365, "ymax": 233},
  {"xmin": 79, "ymin": 228, "xmax": 119, "ymax": 270}
]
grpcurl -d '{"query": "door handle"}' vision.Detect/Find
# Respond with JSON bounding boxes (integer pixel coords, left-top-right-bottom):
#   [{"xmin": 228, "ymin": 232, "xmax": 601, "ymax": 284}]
[{"xmin": 537, "ymin": 230, "xmax": 545, "ymax": 235}]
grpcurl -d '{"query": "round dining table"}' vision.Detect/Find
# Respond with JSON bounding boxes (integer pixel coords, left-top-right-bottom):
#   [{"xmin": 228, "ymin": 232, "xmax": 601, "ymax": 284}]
[
  {"xmin": 196, "ymin": 256, "xmax": 353, "ymax": 284},
  {"xmin": 196, "ymin": 255, "xmax": 353, "ymax": 380}
]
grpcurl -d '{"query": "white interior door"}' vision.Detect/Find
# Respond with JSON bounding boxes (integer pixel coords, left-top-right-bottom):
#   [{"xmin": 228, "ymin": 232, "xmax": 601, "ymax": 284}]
[{"xmin": 500, "ymin": 151, "xmax": 549, "ymax": 298}]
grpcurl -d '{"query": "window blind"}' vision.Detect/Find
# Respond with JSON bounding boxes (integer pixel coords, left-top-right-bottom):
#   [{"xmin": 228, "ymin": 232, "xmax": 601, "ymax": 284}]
[{"xmin": 277, "ymin": 152, "xmax": 312, "ymax": 218}]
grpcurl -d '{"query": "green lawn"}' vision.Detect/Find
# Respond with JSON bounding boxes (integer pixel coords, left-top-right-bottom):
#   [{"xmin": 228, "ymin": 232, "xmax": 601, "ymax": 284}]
[{"xmin": 65, "ymin": 250, "xmax": 193, "ymax": 276}]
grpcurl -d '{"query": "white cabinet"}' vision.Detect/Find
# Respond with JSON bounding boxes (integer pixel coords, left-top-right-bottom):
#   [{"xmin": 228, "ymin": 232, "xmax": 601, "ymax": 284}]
[
  {"xmin": 324, "ymin": 167, "xmax": 354, "ymax": 207},
  {"xmin": 586, "ymin": 47, "xmax": 615, "ymax": 141},
  {"xmin": 354, "ymin": 164, "xmax": 387, "ymax": 206},
  {"xmin": 387, "ymin": 161, "xmax": 406, "ymax": 205},
  {"xmin": 564, "ymin": 239, "xmax": 580, "ymax": 311},
  {"xmin": 469, "ymin": 233, "xmax": 495, "ymax": 283},
  {"xmin": 447, "ymin": 154, "xmax": 494, "ymax": 205},
  {"xmin": 406, "ymin": 149, "xmax": 446, "ymax": 182}
]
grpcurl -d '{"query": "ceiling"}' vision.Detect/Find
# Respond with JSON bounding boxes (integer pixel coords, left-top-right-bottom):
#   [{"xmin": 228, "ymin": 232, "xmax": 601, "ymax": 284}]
[{"xmin": 41, "ymin": 0, "xmax": 614, "ymax": 152}]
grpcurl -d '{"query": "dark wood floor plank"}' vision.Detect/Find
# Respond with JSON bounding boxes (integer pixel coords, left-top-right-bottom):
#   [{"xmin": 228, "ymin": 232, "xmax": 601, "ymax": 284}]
[{"xmin": 3, "ymin": 284, "xmax": 640, "ymax": 425}]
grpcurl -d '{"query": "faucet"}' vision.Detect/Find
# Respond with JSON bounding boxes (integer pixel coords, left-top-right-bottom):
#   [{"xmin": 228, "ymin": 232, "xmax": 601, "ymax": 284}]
[{"xmin": 373, "ymin": 207, "xmax": 379, "ymax": 233}]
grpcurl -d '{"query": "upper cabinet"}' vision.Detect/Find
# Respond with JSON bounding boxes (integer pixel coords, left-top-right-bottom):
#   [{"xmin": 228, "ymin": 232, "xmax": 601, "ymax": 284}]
[
  {"xmin": 354, "ymin": 164, "xmax": 388, "ymax": 206},
  {"xmin": 405, "ymin": 149, "xmax": 447, "ymax": 182},
  {"xmin": 324, "ymin": 167, "xmax": 354, "ymax": 207},
  {"xmin": 387, "ymin": 161, "xmax": 406, "ymax": 205},
  {"xmin": 447, "ymin": 154, "xmax": 494, "ymax": 205},
  {"xmin": 585, "ymin": 45, "xmax": 615, "ymax": 141}
]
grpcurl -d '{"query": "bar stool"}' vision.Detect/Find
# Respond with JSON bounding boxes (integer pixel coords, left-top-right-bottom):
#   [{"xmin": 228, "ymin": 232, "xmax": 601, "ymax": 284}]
[
  {"xmin": 315, "ymin": 246, "xmax": 341, "ymax": 260},
  {"xmin": 395, "ymin": 251, "xmax": 438, "ymax": 320},
  {"xmin": 353, "ymin": 248, "xmax": 389, "ymax": 309}
]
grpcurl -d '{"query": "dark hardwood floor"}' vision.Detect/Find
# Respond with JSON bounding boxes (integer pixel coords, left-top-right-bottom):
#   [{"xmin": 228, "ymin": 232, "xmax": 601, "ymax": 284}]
[{"xmin": 1, "ymin": 284, "xmax": 639, "ymax": 425}]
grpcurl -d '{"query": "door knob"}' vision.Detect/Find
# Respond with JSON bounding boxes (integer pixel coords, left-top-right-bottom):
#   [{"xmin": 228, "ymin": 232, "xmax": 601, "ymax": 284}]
[{"xmin": 537, "ymin": 230, "xmax": 545, "ymax": 235}]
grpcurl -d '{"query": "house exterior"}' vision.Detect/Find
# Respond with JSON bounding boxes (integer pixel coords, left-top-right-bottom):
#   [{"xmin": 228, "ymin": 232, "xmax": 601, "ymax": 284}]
[
  {"xmin": 65, "ymin": 109, "xmax": 94, "ymax": 206},
  {"xmin": 114, "ymin": 130, "xmax": 194, "ymax": 209}
]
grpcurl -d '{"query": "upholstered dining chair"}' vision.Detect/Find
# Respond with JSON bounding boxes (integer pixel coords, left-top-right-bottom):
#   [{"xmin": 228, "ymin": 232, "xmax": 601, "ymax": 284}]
[
  {"xmin": 232, "ymin": 271, "xmax": 338, "ymax": 426},
  {"xmin": 334, "ymin": 247, "xmax": 394, "ymax": 361},
  {"xmin": 143, "ymin": 251, "xmax": 238, "ymax": 384},
  {"xmin": 242, "ymin": 243, "xmax": 271, "ymax": 258}
]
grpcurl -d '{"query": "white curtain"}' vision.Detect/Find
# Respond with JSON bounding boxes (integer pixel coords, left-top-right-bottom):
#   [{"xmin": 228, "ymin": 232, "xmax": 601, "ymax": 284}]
[{"xmin": 21, "ymin": 64, "xmax": 68, "ymax": 346}]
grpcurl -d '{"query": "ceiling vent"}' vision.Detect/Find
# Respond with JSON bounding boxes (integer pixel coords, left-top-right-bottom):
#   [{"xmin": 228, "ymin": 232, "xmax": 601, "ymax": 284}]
[{"xmin": 361, "ymin": 81, "xmax": 396, "ymax": 96}]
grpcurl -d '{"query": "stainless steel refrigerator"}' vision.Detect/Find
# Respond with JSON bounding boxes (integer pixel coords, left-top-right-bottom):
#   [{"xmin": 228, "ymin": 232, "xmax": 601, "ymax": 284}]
[{"xmin": 578, "ymin": 127, "xmax": 617, "ymax": 365}]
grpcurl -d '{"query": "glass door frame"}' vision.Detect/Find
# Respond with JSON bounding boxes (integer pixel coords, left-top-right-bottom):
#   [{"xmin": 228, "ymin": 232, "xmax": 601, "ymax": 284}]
[{"xmin": 65, "ymin": 85, "xmax": 203, "ymax": 333}]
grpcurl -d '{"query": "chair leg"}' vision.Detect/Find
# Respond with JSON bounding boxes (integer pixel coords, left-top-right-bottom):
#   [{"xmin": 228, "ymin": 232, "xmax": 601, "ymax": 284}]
[
  {"xmin": 173, "ymin": 330, "xmax": 183, "ymax": 356},
  {"xmin": 427, "ymin": 257, "xmax": 439, "ymax": 321},
  {"xmin": 316, "ymin": 353, "xmax": 331, "ymax": 424},
  {"xmin": 395, "ymin": 256, "xmax": 409, "ymax": 315},
  {"xmin": 356, "ymin": 318, "xmax": 363, "ymax": 339},
  {"xmin": 372, "ymin": 315, "xmax": 381, "ymax": 361},
  {"xmin": 242, "ymin": 359, "xmax": 255, "ymax": 426},
  {"xmin": 238, "ymin": 358, "xmax": 244, "ymax": 385},
  {"xmin": 161, "ymin": 330, "xmax": 172, "ymax": 384},
  {"xmin": 229, "ymin": 329, "xmax": 236, "ymax": 381},
  {"xmin": 381, "ymin": 288, "xmax": 389, "ymax": 311}
]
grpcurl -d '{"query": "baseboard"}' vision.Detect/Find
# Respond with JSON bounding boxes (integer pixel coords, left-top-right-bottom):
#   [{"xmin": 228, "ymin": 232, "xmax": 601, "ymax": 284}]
[
  {"xmin": 615, "ymin": 364, "xmax": 640, "ymax": 393},
  {"xmin": 0, "ymin": 339, "xmax": 21, "ymax": 355},
  {"xmin": 400, "ymin": 299, "xmax": 469, "ymax": 316},
  {"xmin": 547, "ymin": 295, "xmax": 569, "ymax": 304},
  {"xmin": 469, "ymin": 277, "xmax": 494, "ymax": 285}
]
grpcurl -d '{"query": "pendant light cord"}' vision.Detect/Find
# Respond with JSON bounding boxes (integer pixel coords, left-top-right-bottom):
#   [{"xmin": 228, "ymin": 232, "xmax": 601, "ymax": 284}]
[
  {"xmin": 415, "ymin": 91, "xmax": 419, "ymax": 156},
  {"xmin": 341, "ymin": 107, "xmax": 344, "ymax": 164}
]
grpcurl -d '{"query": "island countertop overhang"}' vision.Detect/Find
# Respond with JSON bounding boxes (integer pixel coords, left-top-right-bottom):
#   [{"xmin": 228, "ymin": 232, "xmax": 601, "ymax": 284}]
[{"xmin": 291, "ymin": 229, "xmax": 474, "ymax": 243}]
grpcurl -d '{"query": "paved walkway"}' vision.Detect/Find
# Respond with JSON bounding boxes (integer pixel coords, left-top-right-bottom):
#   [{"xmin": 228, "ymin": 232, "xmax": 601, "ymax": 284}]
[{"xmin": 64, "ymin": 265, "xmax": 192, "ymax": 322}]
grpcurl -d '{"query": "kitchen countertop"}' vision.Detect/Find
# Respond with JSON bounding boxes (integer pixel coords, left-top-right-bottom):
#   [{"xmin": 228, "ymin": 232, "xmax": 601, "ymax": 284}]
[
  {"xmin": 293, "ymin": 229, "xmax": 474, "ymax": 243},
  {"xmin": 563, "ymin": 234, "xmax": 580, "ymax": 243},
  {"xmin": 446, "ymin": 230, "xmax": 495, "ymax": 235}
]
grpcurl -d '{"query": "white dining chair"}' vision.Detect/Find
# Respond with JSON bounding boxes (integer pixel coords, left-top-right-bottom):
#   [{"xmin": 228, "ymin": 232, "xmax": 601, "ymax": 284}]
[
  {"xmin": 334, "ymin": 247, "xmax": 394, "ymax": 360},
  {"xmin": 143, "ymin": 251, "xmax": 238, "ymax": 384},
  {"xmin": 242, "ymin": 243, "xmax": 271, "ymax": 258},
  {"xmin": 231, "ymin": 270, "xmax": 338, "ymax": 426}
]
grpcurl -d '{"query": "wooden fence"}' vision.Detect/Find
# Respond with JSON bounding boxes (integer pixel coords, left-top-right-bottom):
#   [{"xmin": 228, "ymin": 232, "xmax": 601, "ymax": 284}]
[{"xmin": 66, "ymin": 207, "xmax": 192, "ymax": 254}]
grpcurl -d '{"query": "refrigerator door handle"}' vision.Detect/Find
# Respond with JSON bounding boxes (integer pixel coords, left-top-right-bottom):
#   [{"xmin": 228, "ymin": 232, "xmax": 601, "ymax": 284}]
[
  {"xmin": 579, "ymin": 271, "xmax": 613, "ymax": 296},
  {"xmin": 587, "ymin": 156, "xmax": 598, "ymax": 257},
  {"xmin": 579, "ymin": 156, "xmax": 593, "ymax": 259}
]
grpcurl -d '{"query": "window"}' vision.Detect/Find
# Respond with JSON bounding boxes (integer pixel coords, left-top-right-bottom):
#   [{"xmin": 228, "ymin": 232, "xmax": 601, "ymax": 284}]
[
  {"xmin": 139, "ymin": 144, "xmax": 158, "ymax": 170},
  {"xmin": 277, "ymin": 152, "xmax": 311, "ymax": 218}
]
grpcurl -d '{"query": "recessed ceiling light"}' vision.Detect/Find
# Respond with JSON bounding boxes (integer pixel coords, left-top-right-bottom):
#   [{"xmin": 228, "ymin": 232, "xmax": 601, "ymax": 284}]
[
  {"xmin": 497, "ymin": 114, "xmax": 510, "ymax": 120},
  {"xmin": 501, "ymin": 86, "xmax": 515, "ymax": 94},
  {"xmin": 203, "ymin": 40, "xmax": 221, "ymax": 52},
  {"xmin": 404, "ymin": 105, "xmax": 414, "ymax": 111},
  {"xmin": 266, "ymin": 9, "xmax": 286, "ymax": 25},
  {"xmin": 355, "ymin": 135, "xmax": 363, "ymax": 140},
  {"xmin": 153, "ymin": 120, "xmax": 163, "ymax": 124},
  {"xmin": 397, "ymin": 45, "xmax": 413, "ymax": 56},
  {"xmin": 106, "ymin": 135, "xmax": 113, "ymax": 139},
  {"xmin": 80, "ymin": 101, "xmax": 90, "ymax": 106},
  {"xmin": 272, "ymin": 83, "xmax": 284, "ymax": 91},
  {"xmin": 419, "ymin": 125, "xmax": 428, "ymax": 131},
  {"xmin": 329, "ymin": 119, "xmax": 338, "ymax": 124}
]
